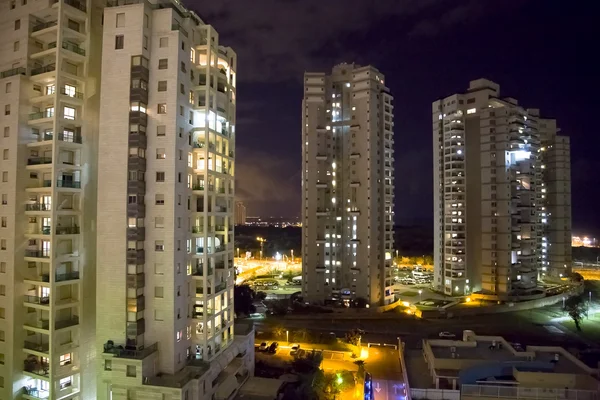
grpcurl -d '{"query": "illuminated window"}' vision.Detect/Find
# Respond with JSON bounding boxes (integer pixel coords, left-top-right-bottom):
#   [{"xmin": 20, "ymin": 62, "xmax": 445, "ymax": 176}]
[
  {"xmin": 466, "ymin": 108, "xmax": 476, "ymax": 114},
  {"xmin": 63, "ymin": 106, "xmax": 75, "ymax": 120},
  {"xmin": 130, "ymin": 102, "xmax": 146, "ymax": 113}
]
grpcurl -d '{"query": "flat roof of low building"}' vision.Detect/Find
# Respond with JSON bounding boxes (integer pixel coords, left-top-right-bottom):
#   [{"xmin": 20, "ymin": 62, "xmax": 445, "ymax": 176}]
[{"xmin": 235, "ymin": 377, "xmax": 284, "ymax": 400}]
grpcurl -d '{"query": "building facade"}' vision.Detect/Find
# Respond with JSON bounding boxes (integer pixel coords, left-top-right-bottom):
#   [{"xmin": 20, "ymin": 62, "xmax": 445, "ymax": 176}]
[
  {"xmin": 0, "ymin": 0, "xmax": 102, "ymax": 397},
  {"xmin": 433, "ymin": 79, "xmax": 572, "ymax": 299},
  {"xmin": 96, "ymin": 1, "xmax": 252, "ymax": 400},
  {"xmin": 302, "ymin": 63, "xmax": 395, "ymax": 307},
  {"xmin": 234, "ymin": 201, "xmax": 246, "ymax": 226}
]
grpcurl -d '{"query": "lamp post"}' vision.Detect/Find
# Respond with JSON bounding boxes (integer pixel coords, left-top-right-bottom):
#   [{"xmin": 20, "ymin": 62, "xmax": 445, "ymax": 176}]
[
  {"xmin": 256, "ymin": 237, "xmax": 266, "ymax": 260},
  {"xmin": 237, "ymin": 247, "xmax": 240, "ymax": 259},
  {"xmin": 418, "ymin": 289, "xmax": 422, "ymax": 302},
  {"xmin": 291, "ymin": 249, "xmax": 294, "ymax": 263},
  {"xmin": 286, "ymin": 330, "xmax": 289, "ymax": 344},
  {"xmin": 562, "ymin": 296, "xmax": 566, "ymax": 309},
  {"xmin": 589, "ymin": 291, "xmax": 592, "ymax": 319}
]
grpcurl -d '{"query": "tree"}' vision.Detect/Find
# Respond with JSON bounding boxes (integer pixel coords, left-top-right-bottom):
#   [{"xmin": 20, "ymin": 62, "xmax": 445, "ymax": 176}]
[
  {"xmin": 292, "ymin": 349, "xmax": 323, "ymax": 374},
  {"xmin": 234, "ymin": 284, "xmax": 256, "ymax": 317},
  {"xmin": 292, "ymin": 328, "xmax": 309, "ymax": 343},
  {"xmin": 345, "ymin": 329, "xmax": 362, "ymax": 346},
  {"xmin": 273, "ymin": 326, "xmax": 286, "ymax": 340},
  {"xmin": 271, "ymin": 299, "xmax": 289, "ymax": 316},
  {"xmin": 565, "ymin": 295, "xmax": 588, "ymax": 331},
  {"xmin": 354, "ymin": 297, "xmax": 368, "ymax": 308},
  {"xmin": 570, "ymin": 272, "xmax": 584, "ymax": 283},
  {"xmin": 255, "ymin": 291, "xmax": 267, "ymax": 301}
]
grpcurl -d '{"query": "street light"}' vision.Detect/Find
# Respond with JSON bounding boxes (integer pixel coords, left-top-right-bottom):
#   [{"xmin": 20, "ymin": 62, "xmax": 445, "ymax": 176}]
[
  {"xmin": 286, "ymin": 330, "xmax": 289, "ymax": 344},
  {"xmin": 562, "ymin": 296, "xmax": 566, "ymax": 309},
  {"xmin": 237, "ymin": 247, "xmax": 240, "ymax": 259},
  {"xmin": 256, "ymin": 237, "xmax": 266, "ymax": 260},
  {"xmin": 418, "ymin": 289, "xmax": 422, "ymax": 302},
  {"xmin": 291, "ymin": 249, "xmax": 294, "ymax": 263}
]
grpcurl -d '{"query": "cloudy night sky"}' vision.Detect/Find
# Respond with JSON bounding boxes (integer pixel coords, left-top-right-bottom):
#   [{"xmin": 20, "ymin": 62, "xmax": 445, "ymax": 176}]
[{"xmin": 192, "ymin": 0, "xmax": 599, "ymax": 234}]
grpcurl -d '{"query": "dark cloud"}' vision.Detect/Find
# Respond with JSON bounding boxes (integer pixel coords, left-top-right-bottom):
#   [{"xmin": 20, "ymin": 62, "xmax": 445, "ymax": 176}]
[
  {"xmin": 194, "ymin": 0, "xmax": 493, "ymax": 82},
  {"xmin": 235, "ymin": 147, "xmax": 301, "ymax": 217}
]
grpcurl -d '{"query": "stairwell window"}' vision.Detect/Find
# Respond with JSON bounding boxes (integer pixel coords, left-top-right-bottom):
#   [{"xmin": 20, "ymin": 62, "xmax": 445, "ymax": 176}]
[{"xmin": 115, "ymin": 35, "xmax": 124, "ymax": 50}]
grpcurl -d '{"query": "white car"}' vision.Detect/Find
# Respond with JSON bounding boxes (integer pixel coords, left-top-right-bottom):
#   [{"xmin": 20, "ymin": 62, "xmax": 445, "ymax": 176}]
[
  {"xmin": 258, "ymin": 342, "xmax": 270, "ymax": 351},
  {"xmin": 290, "ymin": 344, "xmax": 301, "ymax": 356},
  {"xmin": 439, "ymin": 332, "xmax": 456, "ymax": 339}
]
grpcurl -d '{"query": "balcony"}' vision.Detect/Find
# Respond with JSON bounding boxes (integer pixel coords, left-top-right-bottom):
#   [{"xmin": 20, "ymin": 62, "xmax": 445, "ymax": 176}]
[
  {"xmin": 0, "ymin": 67, "xmax": 26, "ymax": 78},
  {"xmin": 215, "ymin": 282, "xmax": 227, "ymax": 293},
  {"xmin": 192, "ymin": 267, "xmax": 213, "ymax": 277},
  {"xmin": 24, "ymin": 357, "xmax": 49, "ymax": 378},
  {"xmin": 27, "ymin": 157, "xmax": 53, "ymax": 166},
  {"xmin": 192, "ymin": 226, "xmax": 203, "ymax": 234},
  {"xmin": 52, "ymin": 0, "xmax": 87, "ymax": 12},
  {"xmin": 25, "ymin": 250, "xmax": 50, "ymax": 258},
  {"xmin": 172, "ymin": 23, "xmax": 188, "ymax": 37},
  {"xmin": 58, "ymin": 131, "xmax": 82, "ymax": 143},
  {"xmin": 32, "ymin": 20, "xmax": 58, "ymax": 33},
  {"xmin": 23, "ymin": 341, "xmax": 50, "ymax": 353},
  {"xmin": 30, "ymin": 64, "xmax": 56, "ymax": 76},
  {"xmin": 23, "ymin": 387, "xmax": 50, "ymax": 399},
  {"xmin": 24, "ymin": 295, "xmax": 50, "ymax": 305},
  {"xmin": 193, "ymin": 184, "xmax": 205, "ymax": 191},
  {"xmin": 56, "ymin": 180, "xmax": 81, "ymax": 189},
  {"xmin": 49, "ymin": 40, "xmax": 85, "ymax": 56},
  {"xmin": 29, "ymin": 110, "xmax": 54, "ymax": 121},
  {"xmin": 55, "ymin": 316, "xmax": 79, "ymax": 330},
  {"xmin": 103, "ymin": 341, "xmax": 158, "ymax": 359},
  {"xmin": 56, "ymin": 271, "xmax": 79, "ymax": 282}
]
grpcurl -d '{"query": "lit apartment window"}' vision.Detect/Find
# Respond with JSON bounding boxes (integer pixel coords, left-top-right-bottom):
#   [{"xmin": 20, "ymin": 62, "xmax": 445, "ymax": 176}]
[
  {"xmin": 176, "ymin": 331, "xmax": 182, "ymax": 342},
  {"xmin": 63, "ymin": 84, "xmax": 76, "ymax": 97},
  {"xmin": 157, "ymin": 103, "xmax": 166, "ymax": 114},
  {"xmin": 63, "ymin": 106, "xmax": 75, "ymax": 120},
  {"xmin": 59, "ymin": 353, "xmax": 71, "ymax": 366},
  {"xmin": 130, "ymin": 102, "xmax": 146, "ymax": 113},
  {"xmin": 156, "ymin": 148, "xmax": 166, "ymax": 159},
  {"xmin": 46, "ymin": 85, "xmax": 55, "ymax": 95}
]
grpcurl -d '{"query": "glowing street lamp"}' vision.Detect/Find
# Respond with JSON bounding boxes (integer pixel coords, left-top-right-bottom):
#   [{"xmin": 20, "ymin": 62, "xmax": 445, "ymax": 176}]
[
  {"xmin": 237, "ymin": 247, "xmax": 240, "ymax": 258},
  {"xmin": 418, "ymin": 289, "xmax": 422, "ymax": 302},
  {"xmin": 286, "ymin": 330, "xmax": 289, "ymax": 343},
  {"xmin": 256, "ymin": 237, "xmax": 266, "ymax": 260}
]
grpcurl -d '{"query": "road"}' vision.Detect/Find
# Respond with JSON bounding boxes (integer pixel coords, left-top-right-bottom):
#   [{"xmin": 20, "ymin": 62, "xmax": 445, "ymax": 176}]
[
  {"xmin": 365, "ymin": 345, "xmax": 406, "ymax": 400},
  {"xmin": 252, "ymin": 309, "xmax": 595, "ymax": 351}
]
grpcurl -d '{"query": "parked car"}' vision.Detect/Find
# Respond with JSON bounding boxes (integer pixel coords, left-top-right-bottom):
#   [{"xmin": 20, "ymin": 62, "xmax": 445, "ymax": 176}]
[
  {"xmin": 438, "ymin": 332, "xmax": 456, "ymax": 338},
  {"xmin": 258, "ymin": 342, "xmax": 270, "ymax": 352},
  {"xmin": 290, "ymin": 344, "xmax": 301, "ymax": 356},
  {"xmin": 268, "ymin": 342, "xmax": 279, "ymax": 353}
]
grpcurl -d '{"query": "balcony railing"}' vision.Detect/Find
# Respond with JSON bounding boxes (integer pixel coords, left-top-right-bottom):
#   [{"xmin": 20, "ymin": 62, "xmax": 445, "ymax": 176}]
[
  {"xmin": 56, "ymin": 226, "xmax": 80, "ymax": 235},
  {"xmin": 24, "ymin": 295, "xmax": 50, "ymax": 305},
  {"xmin": 23, "ymin": 341, "xmax": 50, "ymax": 353},
  {"xmin": 192, "ymin": 226, "xmax": 203, "ymax": 233},
  {"xmin": 23, "ymin": 388, "xmax": 50, "ymax": 398},
  {"xmin": 29, "ymin": 110, "xmax": 54, "ymax": 120},
  {"xmin": 26, "ymin": 204, "xmax": 51, "ymax": 211},
  {"xmin": 57, "ymin": 180, "xmax": 81, "ymax": 188},
  {"xmin": 172, "ymin": 23, "xmax": 188, "ymax": 37},
  {"xmin": 192, "ymin": 267, "xmax": 213, "ymax": 276},
  {"xmin": 215, "ymin": 282, "xmax": 227, "ymax": 293},
  {"xmin": 55, "ymin": 316, "xmax": 79, "ymax": 329},
  {"xmin": 0, "ymin": 67, "xmax": 26, "ymax": 78},
  {"xmin": 56, "ymin": 271, "xmax": 80, "ymax": 282},
  {"xmin": 49, "ymin": 41, "xmax": 85, "ymax": 56},
  {"xmin": 58, "ymin": 132, "xmax": 82, "ymax": 143},
  {"xmin": 27, "ymin": 157, "xmax": 53, "ymax": 166},
  {"xmin": 30, "ymin": 64, "xmax": 56, "ymax": 76},
  {"xmin": 25, "ymin": 250, "xmax": 50, "ymax": 258},
  {"xmin": 60, "ymin": 86, "xmax": 84, "ymax": 99},
  {"xmin": 192, "ymin": 184, "xmax": 205, "ymax": 190},
  {"xmin": 53, "ymin": 0, "xmax": 87, "ymax": 12},
  {"xmin": 32, "ymin": 20, "xmax": 58, "ymax": 32},
  {"xmin": 193, "ymin": 141, "xmax": 206, "ymax": 148},
  {"xmin": 103, "ymin": 341, "xmax": 158, "ymax": 359}
]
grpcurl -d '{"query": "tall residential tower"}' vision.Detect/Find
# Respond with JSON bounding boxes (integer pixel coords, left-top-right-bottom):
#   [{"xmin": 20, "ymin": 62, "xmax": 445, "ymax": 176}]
[
  {"xmin": 96, "ymin": 1, "xmax": 253, "ymax": 399},
  {"xmin": 0, "ymin": 0, "xmax": 102, "ymax": 397},
  {"xmin": 302, "ymin": 63, "xmax": 395, "ymax": 307},
  {"xmin": 433, "ymin": 79, "xmax": 571, "ymax": 299}
]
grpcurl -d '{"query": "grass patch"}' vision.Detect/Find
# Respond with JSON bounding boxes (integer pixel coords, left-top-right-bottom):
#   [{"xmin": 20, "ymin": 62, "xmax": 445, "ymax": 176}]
[{"xmin": 560, "ymin": 313, "xmax": 600, "ymax": 343}]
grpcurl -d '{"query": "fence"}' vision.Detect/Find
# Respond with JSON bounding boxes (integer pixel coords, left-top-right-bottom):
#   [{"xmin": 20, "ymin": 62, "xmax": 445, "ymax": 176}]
[
  {"xmin": 461, "ymin": 384, "xmax": 598, "ymax": 400},
  {"xmin": 411, "ymin": 388, "xmax": 460, "ymax": 400}
]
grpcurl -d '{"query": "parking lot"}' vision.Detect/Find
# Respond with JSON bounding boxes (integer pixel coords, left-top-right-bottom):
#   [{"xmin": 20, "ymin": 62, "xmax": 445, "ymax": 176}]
[{"xmin": 255, "ymin": 341, "xmax": 358, "ymax": 373}]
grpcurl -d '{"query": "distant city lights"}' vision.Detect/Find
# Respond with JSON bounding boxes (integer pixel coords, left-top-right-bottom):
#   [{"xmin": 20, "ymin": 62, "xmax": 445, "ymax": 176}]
[{"xmin": 572, "ymin": 235, "xmax": 598, "ymax": 248}]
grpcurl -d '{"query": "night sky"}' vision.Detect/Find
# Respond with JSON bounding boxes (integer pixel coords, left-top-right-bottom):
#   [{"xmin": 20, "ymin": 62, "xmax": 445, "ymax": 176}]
[{"xmin": 194, "ymin": 0, "xmax": 600, "ymax": 234}]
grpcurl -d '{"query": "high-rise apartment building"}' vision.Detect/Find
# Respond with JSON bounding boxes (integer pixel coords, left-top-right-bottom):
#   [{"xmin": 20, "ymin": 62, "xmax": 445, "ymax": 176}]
[
  {"xmin": 96, "ymin": 1, "xmax": 252, "ymax": 400},
  {"xmin": 235, "ymin": 201, "xmax": 246, "ymax": 225},
  {"xmin": 302, "ymin": 63, "xmax": 395, "ymax": 307},
  {"xmin": 0, "ymin": 0, "xmax": 102, "ymax": 397},
  {"xmin": 433, "ymin": 79, "xmax": 571, "ymax": 299},
  {"xmin": 0, "ymin": 0, "xmax": 253, "ymax": 399}
]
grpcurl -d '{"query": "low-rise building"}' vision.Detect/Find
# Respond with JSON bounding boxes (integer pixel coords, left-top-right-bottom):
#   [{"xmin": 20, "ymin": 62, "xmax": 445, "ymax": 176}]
[{"xmin": 418, "ymin": 330, "xmax": 599, "ymax": 400}]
